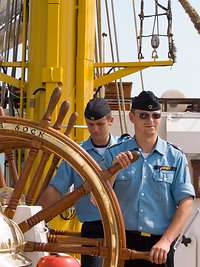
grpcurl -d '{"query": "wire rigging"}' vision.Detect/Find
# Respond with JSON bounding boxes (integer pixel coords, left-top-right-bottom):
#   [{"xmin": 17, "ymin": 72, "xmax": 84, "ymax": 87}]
[
  {"xmin": 0, "ymin": 0, "xmax": 25, "ymax": 115},
  {"xmin": 137, "ymin": 0, "xmax": 175, "ymax": 62},
  {"xmin": 104, "ymin": 0, "xmax": 124, "ymax": 134},
  {"xmin": 132, "ymin": 0, "xmax": 145, "ymax": 91},
  {"xmin": 110, "ymin": 0, "xmax": 128, "ymax": 133}
]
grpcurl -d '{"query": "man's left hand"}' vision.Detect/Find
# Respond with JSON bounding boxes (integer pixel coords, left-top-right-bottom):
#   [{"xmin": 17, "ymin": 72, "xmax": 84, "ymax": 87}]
[{"xmin": 149, "ymin": 237, "xmax": 171, "ymax": 264}]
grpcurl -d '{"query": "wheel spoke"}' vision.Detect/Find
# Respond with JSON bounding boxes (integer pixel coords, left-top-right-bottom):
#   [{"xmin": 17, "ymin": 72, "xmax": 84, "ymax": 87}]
[
  {"xmin": 24, "ymin": 241, "xmax": 108, "ymax": 257},
  {"xmin": 19, "ymin": 185, "xmax": 87, "ymax": 233},
  {"xmin": 5, "ymin": 149, "xmax": 19, "ymax": 185},
  {"xmin": 26, "ymin": 150, "xmax": 52, "ymax": 205},
  {"xmin": 4, "ymin": 141, "xmax": 40, "ymax": 219},
  {"xmin": 35, "ymin": 154, "xmax": 60, "ymax": 203},
  {"xmin": 48, "ymin": 234, "xmax": 103, "ymax": 247}
]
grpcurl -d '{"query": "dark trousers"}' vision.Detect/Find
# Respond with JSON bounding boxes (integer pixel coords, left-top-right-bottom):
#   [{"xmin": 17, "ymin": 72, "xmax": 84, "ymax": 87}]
[
  {"xmin": 81, "ymin": 220, "xmax": 104, "ymax": 267},
  {"xmin": 125, "ymin": 230, "xmax": 175, "ymax": 267}
]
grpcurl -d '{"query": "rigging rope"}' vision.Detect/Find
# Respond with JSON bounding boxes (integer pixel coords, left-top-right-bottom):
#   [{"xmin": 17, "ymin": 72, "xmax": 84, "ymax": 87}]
[
  {"xmin": 132, "ymin": 0, "xmax": 145, "ymax": 91},
  {"xmin": 138, "ymin": 0, "xmax": 144, "ymax": 60},
  {"xmin": 0, "ymin": 0, "xmax": 25, "ymax": 115},
  {"xmin": 0, "ymin": 0, "xmax": 12, "ymax": 110},
  {"xmin": 95, "ymin": 0, "xmax": 102, "ymax": 85},
  {"xmin": 96, "ymin": 0, "xmax": 102, "ymax": 81},
  {"xmin": 151, "ymin": 1, "xmax": 160, "ymax": 59},
  {"xmin": 155, "ymin": 0, "xmax": 168, "ymax": 12},
  {"xmin": 110, "ymin": 0, "xmax": 128, "ymax": 133},
  {"xmin": 104, "ymin": 0, "xmax": 123, "ymax": 134},
  {"xmin": 178, "ymin": 0, "xmax": 200, "ymax": 35}
]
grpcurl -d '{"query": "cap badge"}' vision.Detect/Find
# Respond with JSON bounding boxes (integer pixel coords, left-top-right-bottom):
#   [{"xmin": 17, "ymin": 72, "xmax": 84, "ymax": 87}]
[{"xmin": 148, "ymin": 104, "xmax": 153, "ymax": 110}]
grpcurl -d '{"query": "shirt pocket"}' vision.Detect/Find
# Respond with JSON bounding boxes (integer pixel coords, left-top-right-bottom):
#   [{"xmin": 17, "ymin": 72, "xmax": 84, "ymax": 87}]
[
  {"xmin": 153, "ymin": 170, "xmax": 174, "ymax": 184},
  {"xmin": 114, "ymin": 167, "xmax": 138, "ymax": 197},
  {"xmin": 115, "ymin": 167, "xmax": 135, "ymax": 182}
]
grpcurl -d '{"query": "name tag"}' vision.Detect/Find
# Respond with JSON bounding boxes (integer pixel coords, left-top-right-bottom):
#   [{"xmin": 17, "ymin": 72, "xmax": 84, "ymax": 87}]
[{"xmin": 154, "ymin": 165, "xmax": 177, "ymax": 171}]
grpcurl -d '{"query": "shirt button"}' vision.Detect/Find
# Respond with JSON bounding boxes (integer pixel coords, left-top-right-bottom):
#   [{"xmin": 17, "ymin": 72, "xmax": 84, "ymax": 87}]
[
  {"xmin": 141, "ymin": 192, "xmax": 144, "ymax": 196},
  {"xmin": 144, "ymin": 159, "xmax": 147, "ymax": 163},
  {"xmin": 140, "ymin": 209, "xmax": 144, "ymax": 213},
  {"xmin": 139, "ymin": 226, "xmax": 143, "ymax": 230},
  {"xmin": 143, "ymin": 175, "xmax": 146, "ymax": 178}
]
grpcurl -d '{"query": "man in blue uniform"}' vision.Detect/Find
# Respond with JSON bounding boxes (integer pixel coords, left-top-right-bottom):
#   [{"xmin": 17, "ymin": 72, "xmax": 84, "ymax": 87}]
[
  {"xmin": 104, "ymin": 91, "xmax": 195, "ymax": 267},
  {"xmin": 39, "ymin": 98, "xmax": 118, "ymax": 267}
]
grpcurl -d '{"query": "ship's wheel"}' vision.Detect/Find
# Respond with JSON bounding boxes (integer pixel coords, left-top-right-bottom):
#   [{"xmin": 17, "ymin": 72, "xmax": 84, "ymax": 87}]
[{"xmin": 0, "ymin": 87, "xmax": 149, "ymax": 267}]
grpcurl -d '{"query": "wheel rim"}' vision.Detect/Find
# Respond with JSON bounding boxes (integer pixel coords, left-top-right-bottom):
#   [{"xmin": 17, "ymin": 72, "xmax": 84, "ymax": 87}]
[{"xmin": 0, "ymin": 116, "xmax": 126, "ymax": 267}]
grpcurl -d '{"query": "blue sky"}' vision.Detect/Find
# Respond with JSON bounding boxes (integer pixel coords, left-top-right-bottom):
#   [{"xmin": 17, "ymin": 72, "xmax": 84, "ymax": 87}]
[{"xmin": 101, "ymin": 1, "xmax": 200, "ymax": 98}]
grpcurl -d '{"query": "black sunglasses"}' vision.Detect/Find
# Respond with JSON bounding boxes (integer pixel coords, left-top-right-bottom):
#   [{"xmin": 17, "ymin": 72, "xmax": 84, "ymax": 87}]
[{"xmin": 137, "ymin": 112, "xmax": 161, "ymax": 120}]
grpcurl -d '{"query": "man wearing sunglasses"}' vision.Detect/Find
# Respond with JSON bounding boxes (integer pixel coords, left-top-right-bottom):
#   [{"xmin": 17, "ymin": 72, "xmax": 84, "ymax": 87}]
[{"xmin": 104, "ymin": 90, "xmax": 195, "ymax": 267}]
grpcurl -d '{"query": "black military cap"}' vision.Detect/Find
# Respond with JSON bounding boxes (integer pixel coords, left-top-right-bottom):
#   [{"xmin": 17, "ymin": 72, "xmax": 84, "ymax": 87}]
[
  {"xmin": 84, "ymin": 98, "xmax": 111, "ymax": 120},
  {"xmin": 131, "ymin": 91, "xmax": 161, "ymax": 111}
]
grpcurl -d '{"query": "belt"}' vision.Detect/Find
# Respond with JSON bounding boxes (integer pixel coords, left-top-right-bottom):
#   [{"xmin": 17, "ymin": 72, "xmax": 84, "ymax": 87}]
[{"xmin": 126, "ymin": 230, "xmax": 155, "ymax": 237}]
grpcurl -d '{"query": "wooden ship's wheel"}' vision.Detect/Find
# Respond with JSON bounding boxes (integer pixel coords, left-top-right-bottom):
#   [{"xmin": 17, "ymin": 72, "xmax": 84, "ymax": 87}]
[{"xmin": 0, "ymin": 87, "xmax": 149, "ymax": 267}]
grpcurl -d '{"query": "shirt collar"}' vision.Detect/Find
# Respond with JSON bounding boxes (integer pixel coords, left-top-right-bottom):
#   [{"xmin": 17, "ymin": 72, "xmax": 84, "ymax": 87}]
[
  {"xmin": 82, "ymin": 134, "xmax": 117, "ymax": 150},
  {"xmin": 124, "ymin": 137, "xmax": 139, "ymax": 151},
  {"xmin": 153, "ymin": 136, "xmax": 166, "ymax": 155},
  {"xmin": 131, "ymin": 136, "xmax": 166, "ymax": 155}
]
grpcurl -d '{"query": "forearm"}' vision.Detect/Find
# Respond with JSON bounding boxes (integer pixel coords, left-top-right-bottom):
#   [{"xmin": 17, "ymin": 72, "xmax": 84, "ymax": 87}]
[
  {"xmin": 161, "ymin": 196, "xmax": 193, "ymax": 244},
  {"xmin": 150, "ymin": 196, "xmax": 194, "ymax": 264},
  {"xmin": 37, "ymin": 185, "xmax": 62, "ymax": 208}
]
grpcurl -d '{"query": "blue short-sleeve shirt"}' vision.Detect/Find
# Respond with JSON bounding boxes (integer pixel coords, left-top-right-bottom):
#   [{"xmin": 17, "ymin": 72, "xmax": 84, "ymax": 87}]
[
  {"xmin": 50, "ymin": 134, "xmax": 119, "ymax": 222},
  {"xmin": 104, "ymin": 136, "xmax": 195, "ymax": 235}
]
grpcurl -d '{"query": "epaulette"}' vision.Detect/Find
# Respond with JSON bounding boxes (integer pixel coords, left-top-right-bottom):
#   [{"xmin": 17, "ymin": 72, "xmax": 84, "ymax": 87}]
[
  {"xmin": 167, "ymin": 142, "xmax": 183, "ymax": 153},
  {"xmin": 108, "ymin": 134, "xmax": 131, "ymax": 150},
  {"xmin": 109, "ymin": 142, "xmax": 123, "ymax": 149},
  {"xmin": 118, "ymin": 133, "xmax": 131, "ymax": 141}
]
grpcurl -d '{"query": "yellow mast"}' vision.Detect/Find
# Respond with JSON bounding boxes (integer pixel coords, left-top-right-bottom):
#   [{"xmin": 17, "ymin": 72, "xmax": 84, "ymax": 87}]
[
  {"xmin": 28, "ymin": 1, "xmax": 75, "ymax": 128},
  {"xmin": 27, "ymin": 0, "xmax": 96, "ymax": 142},
  {"xmin": 75, "ymin": 0, "xmax": 96, "ymax": 142}
]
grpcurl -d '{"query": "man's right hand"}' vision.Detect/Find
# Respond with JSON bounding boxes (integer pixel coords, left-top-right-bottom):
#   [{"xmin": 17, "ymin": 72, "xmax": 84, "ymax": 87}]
[{"xmin": 113, "ymin": 151, "xmax": 135, "ymax": 168}]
